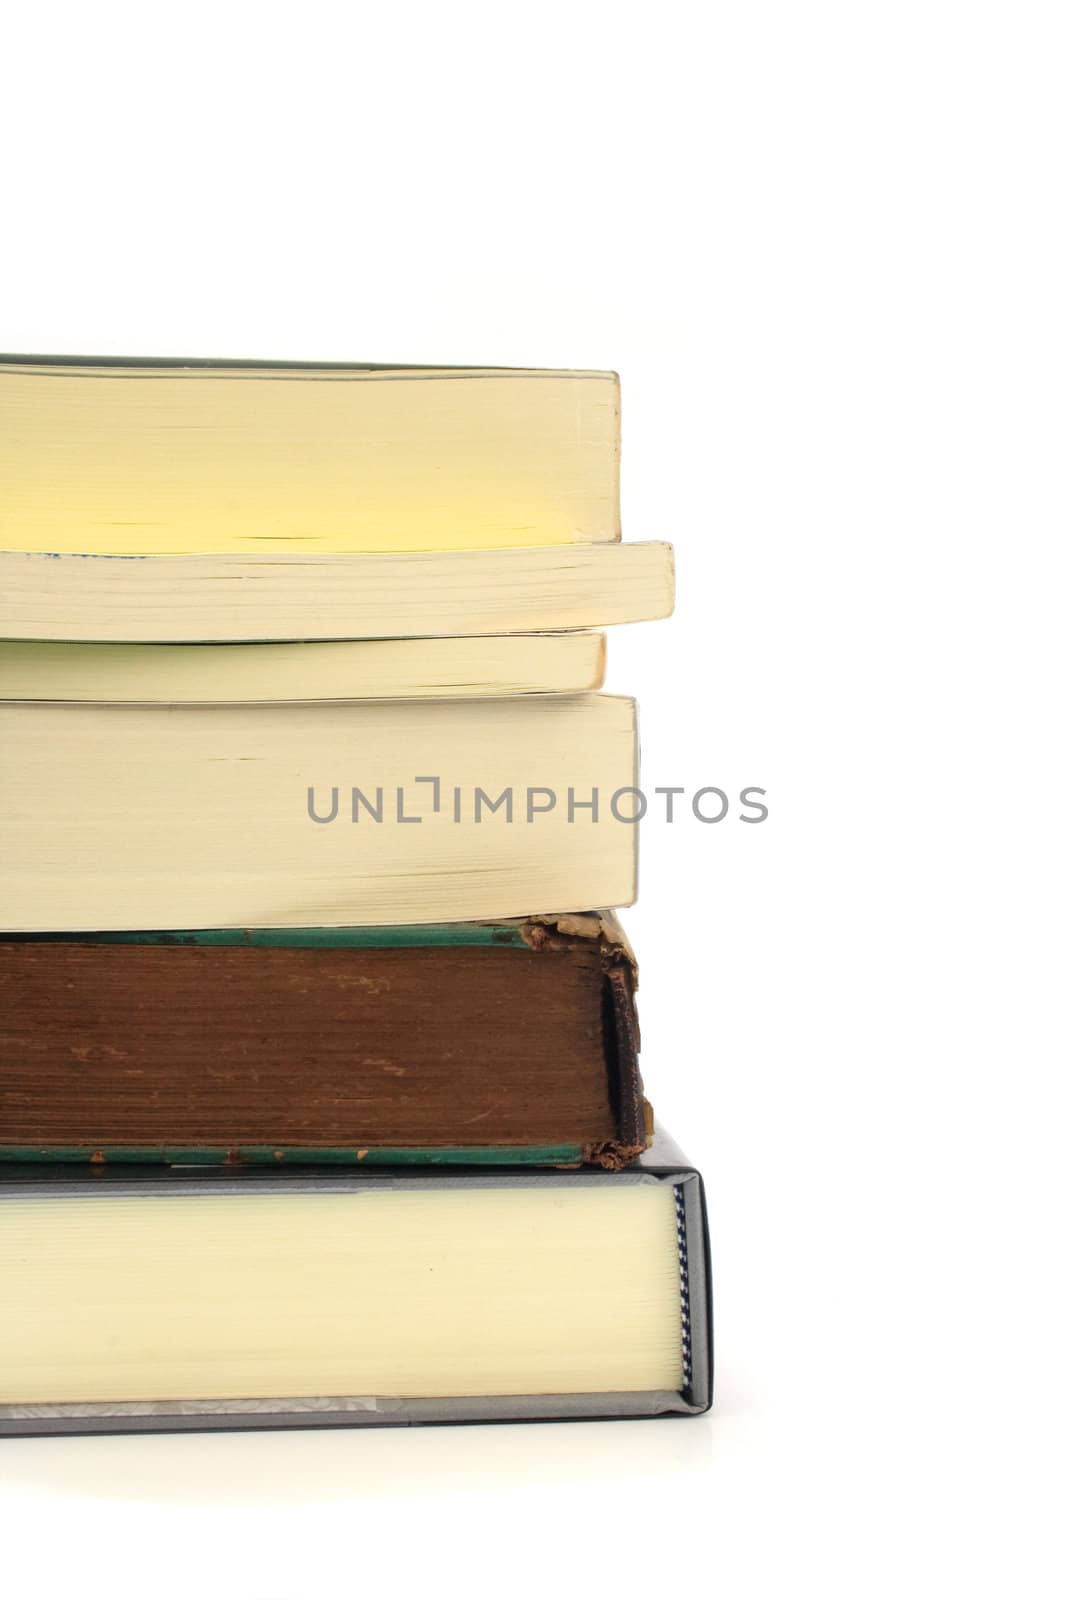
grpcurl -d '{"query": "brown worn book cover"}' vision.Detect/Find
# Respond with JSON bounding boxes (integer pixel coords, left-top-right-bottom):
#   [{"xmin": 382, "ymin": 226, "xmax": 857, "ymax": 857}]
[{"xmin": 0, "ymin": 912, "xmax": 650, "ymax": 1169}]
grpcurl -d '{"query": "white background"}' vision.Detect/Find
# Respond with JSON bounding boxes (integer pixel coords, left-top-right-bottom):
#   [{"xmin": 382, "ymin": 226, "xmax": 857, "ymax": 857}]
[{"xmin": 2, "ymin": 2, "xmax": 1064, "ymax": 1595}]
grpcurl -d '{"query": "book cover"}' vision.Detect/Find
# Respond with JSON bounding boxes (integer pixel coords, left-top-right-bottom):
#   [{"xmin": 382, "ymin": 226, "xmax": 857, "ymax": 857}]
[
  {"xmin": 0, "ymin": 1133, "xmax": 711, "ymax": 1436},
  {"xmin": 0, "ymin": 914, "xmax": 649, "ymax": 1169}
]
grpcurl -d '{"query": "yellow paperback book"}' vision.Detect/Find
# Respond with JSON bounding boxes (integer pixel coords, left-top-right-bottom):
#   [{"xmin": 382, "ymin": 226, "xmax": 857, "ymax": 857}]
[{"xmin": 0, "ymin": 357, "xmax": 620, "ymax": 555}]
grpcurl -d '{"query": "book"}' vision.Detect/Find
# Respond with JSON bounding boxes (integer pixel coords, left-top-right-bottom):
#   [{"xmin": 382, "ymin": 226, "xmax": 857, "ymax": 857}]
[
  {"xmin": 0, "ymin": 914, "xmax": 649, "ymax": 1168},
  {"xmin": 1, "ymin": 695, "xmax": 639, "ymax": 930},
  {"xmin": 0, "ymin": 633, "xmax": 606, "ymax": 702},
  {"xmin": 0, "ymin": 1134, "xmax": 711, "ymax": 1434},
  {"xmin": 0, "ymin": 542, "xmax": 674, "ymax": 643},
  {"xmin": 0, "ymin": 358, "xmax": 620, "ymax": 555}
]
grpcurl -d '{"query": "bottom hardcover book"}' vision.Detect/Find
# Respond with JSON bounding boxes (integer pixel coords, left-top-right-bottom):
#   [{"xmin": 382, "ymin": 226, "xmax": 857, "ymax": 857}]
[{"xmin": 0, "ymin": 1135, "xmax": 711, "ymax": 1435}]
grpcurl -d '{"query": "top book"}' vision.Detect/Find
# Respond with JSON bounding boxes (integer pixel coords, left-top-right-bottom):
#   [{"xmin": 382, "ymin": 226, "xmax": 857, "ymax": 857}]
[{"xmin": 0, "ymin": 357, "xmax": 620, "ymax": 555}]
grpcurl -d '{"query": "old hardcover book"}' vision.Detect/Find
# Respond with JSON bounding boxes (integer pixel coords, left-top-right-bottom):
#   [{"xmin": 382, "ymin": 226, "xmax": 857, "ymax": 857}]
[
  {"xmin": 0, "ymin": 634, "xmax": 606, "ymax": 702},
  {"xmin": 0, "ymin": 542, "xmax": 673, "ymax": 643},
  {"xmin": 0, "ymin": 914, "xmax": 649, "ymax": 1168},
  {"xmin": 0, "ymin": 357, "xmax": 620, "ymax": 555},
  {"xmin": 0, "ymin": 1133, "xmax": 711, "ymax": 1435},
  {"xmin": 0, "ymin": 695, "xmax": 639, "ymax": 931}
]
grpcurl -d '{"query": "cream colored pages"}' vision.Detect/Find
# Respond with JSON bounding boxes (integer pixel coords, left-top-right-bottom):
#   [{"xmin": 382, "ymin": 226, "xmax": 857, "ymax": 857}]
[
  {"xmin": 0, "ymin": 634, "xmax": 607, "ymax": 702},
  {"xmin": 0, "ymin": 695, "xmax": 638, "ymax": 930},
  {"xmin": 0, "ymin": 363, "xmax": 620, "ymax": 554},
  {"xmin": 0, "ymin": 543, "xmax": 674, "ymax": 643},
  {"xmin": 0, "ymin": 1186, "xmax": 684, "ymax": 1402}
]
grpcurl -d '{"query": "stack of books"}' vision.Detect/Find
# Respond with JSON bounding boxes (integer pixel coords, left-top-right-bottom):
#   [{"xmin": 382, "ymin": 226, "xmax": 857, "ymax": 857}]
[{"xmin": 0, "ymin": 356, "xmax": 712, "ymax": 1434}]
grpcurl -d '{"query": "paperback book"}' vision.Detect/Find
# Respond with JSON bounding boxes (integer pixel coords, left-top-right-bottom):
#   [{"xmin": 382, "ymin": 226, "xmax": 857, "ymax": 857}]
[{"xmin": 1, "ymin": 695, "xmax": 640, "ymax": 930}]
